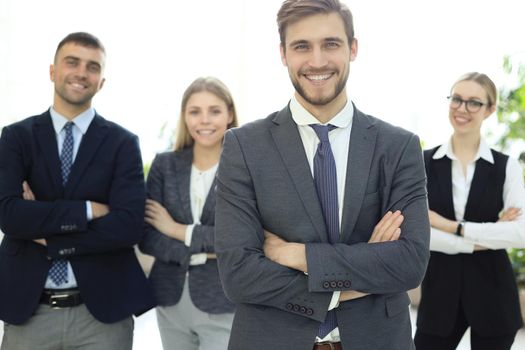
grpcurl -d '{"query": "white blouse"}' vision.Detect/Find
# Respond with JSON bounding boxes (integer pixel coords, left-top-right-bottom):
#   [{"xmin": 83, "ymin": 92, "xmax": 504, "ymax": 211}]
[
  {"xmin": 184, "ymin": 163, "xmax": 218, "ymax": 265},
  {"xmin": 429, "ymin": 138, "xmax": 525, "ymax": 254}
]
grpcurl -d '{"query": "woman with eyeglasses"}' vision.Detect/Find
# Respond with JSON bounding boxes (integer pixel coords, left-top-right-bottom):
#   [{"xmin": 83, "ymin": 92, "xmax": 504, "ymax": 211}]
[{"xmin": 414, "ymin": 72, "xmax": 525, "ymax": 349}]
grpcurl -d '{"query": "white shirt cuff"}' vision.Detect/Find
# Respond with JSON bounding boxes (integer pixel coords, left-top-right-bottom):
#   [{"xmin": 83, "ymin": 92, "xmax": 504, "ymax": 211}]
[
  {"xmin": 184, "ymin": 224, "xmax": 195, "ymax": 247},
  {"xmin": 189, "ymin": 253, "xmax": 207, "ymax": 266},
  {"xmin": 86, "ymin": 201, "xmax": 93, "ymax": 220},
  {"xmin": 328, "ymin": 291, "xmax": 341, "ymax": 310}
]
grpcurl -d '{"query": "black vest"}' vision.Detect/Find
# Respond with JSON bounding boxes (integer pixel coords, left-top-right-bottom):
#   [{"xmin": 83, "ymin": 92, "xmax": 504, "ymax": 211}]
[{"xmin": 416, "ymin": 146, "xmax": 522, "ymax": 336}]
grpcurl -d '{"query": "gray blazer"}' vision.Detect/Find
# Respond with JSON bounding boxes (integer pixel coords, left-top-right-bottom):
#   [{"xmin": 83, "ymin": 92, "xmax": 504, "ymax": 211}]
[
  {"xmin": 215, "ymin": 105, "xmax": 430, "ymax": 350},
  {"xmin": 140, "ymin": 147, "xmax": 234, "ymax": 314}
]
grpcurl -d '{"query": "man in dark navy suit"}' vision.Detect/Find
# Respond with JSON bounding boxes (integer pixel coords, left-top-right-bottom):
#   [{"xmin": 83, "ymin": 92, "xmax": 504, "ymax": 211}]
[{"xmin": 0, "ymin": 32, "xmax": 154, "ymax": 350}]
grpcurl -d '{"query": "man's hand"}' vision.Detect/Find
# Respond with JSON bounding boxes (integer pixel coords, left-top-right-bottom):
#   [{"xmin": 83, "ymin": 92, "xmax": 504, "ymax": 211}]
[
  {"xmin": 339, "ymin": 210, "xmax": 406, "ymax": 302},
  {"xmin": 33, "ymin": 238, "xmax": 47, "ymax": 246},
  {"xmin": 145, "ymin": 199, "xmax": 187, "ymax": 241},
  {"xmin": 91, "ymin": 201, "xmax": 110, "ymax": 219},
  {"xmin": 22, "ymin": 182, "xmax": 47, "ymax": 246},
  {"xmin": 263, "ymin": 231, "xmax": 307, "ymax": 273},
  {"xmin": 22, "ymin": 181, "xmax": 35, "ymax": 200},
  {"xmin": 369, "ymin": 210, "xmax": 404, "ymax": 243}
]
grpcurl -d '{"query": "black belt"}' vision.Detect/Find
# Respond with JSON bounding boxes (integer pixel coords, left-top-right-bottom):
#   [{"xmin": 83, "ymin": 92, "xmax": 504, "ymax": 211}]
[{"xmin": 40, "ymin": 288, "xmax": 83, "ymax": 309}]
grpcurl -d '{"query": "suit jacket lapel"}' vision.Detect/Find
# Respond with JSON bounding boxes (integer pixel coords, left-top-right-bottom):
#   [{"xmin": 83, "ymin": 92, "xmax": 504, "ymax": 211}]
[
  {"xmin": 270, "ymin": 106, "xmax": 328, "ymax": 242},
  {"xmin": 34, "ymin": 112, "xmax": 63, "ymax": 196},
  {"xmin": 64, "ymin": 114, "xmax": 109, "ymax": 195},
  {"xmin": 200, "ymin": 176, "xmax": 217, "ymax": 224},
  {"xmin": 175, "ymin": 148, "xmax": 194, "ymax": 223},
  {"xmin": 340, "ymin": 109, "xmax": 378, "ymax": 242}
]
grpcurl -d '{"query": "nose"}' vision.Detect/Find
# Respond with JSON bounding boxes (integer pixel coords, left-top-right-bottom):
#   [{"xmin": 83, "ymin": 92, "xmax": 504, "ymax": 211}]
[
  {"xmin": 201, "ymin": 113, "xmax": 211, "ymax": 123},
  {"xmin": 308, "ymin": 46, "xmax": 328, "ymax": 68},
  {"xmin": 74, "ymin": 64, "xmax": 88, "ymax": 78}
]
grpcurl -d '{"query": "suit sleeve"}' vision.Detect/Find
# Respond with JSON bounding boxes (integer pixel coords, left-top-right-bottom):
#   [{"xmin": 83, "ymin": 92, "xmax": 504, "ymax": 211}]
[
  {"xmin": 188, "ymin": 224, "xmax": 215, "ymax": 254},
  {"xmin": 215, "ymin": 130, "xmax": 331, "ymax": 323},
  {"xmin": 305, "ymin": 134, "xmax": 430, "ymax": 294},
  {"xmin": 0, "ymin": 125, "xmax": 88, "ymax": 239},
  {"xmin": 45, "ymin": 134, "xmax": 146, "ymax": 257},
  {"xmin": 139, "ymin": 154, "xmax": 190, "ymax": 265}
]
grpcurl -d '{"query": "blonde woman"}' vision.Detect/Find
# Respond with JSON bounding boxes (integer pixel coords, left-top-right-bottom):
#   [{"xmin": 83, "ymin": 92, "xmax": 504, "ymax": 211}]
[
  {"xmin": 415, "ymin": 72, "xmax": 525, "ymax": 349},
  {"xmin": 139, "ymin": 77, "xmax": 238, "ymax": 350}
]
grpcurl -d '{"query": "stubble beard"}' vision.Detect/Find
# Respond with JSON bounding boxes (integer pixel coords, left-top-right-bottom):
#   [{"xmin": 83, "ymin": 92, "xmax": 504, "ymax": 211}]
[{"xmin": 291, "ymin": 68, "xmax": 349, "ymax": 106}]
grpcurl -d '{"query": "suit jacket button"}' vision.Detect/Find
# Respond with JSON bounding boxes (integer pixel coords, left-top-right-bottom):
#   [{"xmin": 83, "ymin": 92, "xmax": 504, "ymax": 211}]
[
  {"xmin": 337, "ymin": 281, "xmax": 344, "ymax": 288},
  {"xmin": 330, "ymin": 281, "xmax": 337, "ymax": 288},
  {"xmin": 293, "ymin": 304, "xmax": 300, "ymax": 312},
  {"xmin": 344, "ymin": 281, "xmax": 351, "ymax": 288},
  {"xmin": 323, "ymin": 281, "xmax": 330, "ymax": 289},
  {"xmin": 306, "ymin": 308, "xmax": 314, "ymax": 316},
  {"xmin": 300, "ymin": 306, "xmax": 307, "ymax": 314},
  {"xmin": 286, "ymin": 303, "xmax": 293, "ymax": 310}
]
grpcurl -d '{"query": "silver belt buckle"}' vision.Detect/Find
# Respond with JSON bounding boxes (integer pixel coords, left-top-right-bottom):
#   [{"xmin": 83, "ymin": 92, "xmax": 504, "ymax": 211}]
[
  {"xmin": 317, "ymin": 342, "xmax": 336, "ymax": 350},
  {"xmin": 49, "ymin": 293, "xmax": 69, "ymax": 309}
]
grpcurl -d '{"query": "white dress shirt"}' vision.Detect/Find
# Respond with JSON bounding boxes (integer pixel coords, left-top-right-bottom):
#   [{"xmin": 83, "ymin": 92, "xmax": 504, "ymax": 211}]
[
  {"xmin": 184, "ymin": 163, "xmax": 218, "ymax": 265},
  {"xmin": 290, "ymin": 95, "xmax": 354, "ymax": 342},
  {"xmin": 45, "ymin": 107, "xmax": 95, "ymax": 289},
  {"xmin": 429, "ymin": 138, "xmax": 525, "ymax": 254}
]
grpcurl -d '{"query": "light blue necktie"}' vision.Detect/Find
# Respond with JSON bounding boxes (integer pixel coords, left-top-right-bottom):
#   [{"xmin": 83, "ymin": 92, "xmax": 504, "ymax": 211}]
[
  {"xmin": 48, "ymin": 121, "xmax": 74, "ymax": 285},
  {"xmin": 310, "ymin": 124, "xmax": 339, "ymax": 338}
]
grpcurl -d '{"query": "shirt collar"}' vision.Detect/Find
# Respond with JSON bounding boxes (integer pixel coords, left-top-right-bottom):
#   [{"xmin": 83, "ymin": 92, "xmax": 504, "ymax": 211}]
[
  {"xmin": 433, "ymin": 137, "xmax": 494, "ymax": 164},
  {"xmin": 50, "ymin": 107, "xmax": 95, "ymax": 135},
  {"xmin": 289, "ymin": 95, "xmax": 353, "ymax": 128}
]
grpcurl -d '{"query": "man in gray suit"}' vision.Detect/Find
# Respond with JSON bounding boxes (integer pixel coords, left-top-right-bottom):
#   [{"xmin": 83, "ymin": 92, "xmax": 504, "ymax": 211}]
[{"xmin": 215, "ymin": 0, "xmax": 430, "ymax": 349}]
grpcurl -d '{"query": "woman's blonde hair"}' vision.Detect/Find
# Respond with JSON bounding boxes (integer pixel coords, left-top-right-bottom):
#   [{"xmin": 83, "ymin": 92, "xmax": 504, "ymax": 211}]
[
  {"xmin": 452, "ymin": 72, "xmax": 497, "ymax": 107},
  {"xmin": 174, "ymin": 77, "xmax": 238, "ymax": 151}
]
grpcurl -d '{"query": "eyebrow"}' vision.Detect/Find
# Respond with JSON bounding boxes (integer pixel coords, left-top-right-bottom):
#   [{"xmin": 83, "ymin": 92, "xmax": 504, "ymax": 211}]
[
  {"xmin": 288, "ymin": 39, "xmax": 309, "ymax": 47},
  {"xmin": 63, "ymin": 55, "xmax": 102, "ymax": 69},
  {"xmin": 288, "ymin": 37, "xmax": 345, "ymax": 47}
]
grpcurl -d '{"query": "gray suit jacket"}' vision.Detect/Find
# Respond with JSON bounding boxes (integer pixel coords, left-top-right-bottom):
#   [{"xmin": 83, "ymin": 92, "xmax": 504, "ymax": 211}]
[
  {"xmin": 215, "ymin": 105, "xmax": 430, "ymax": 349},
  {"xmin": 139, "ymin": 147, "xmax": 234, "ymax": 314}
]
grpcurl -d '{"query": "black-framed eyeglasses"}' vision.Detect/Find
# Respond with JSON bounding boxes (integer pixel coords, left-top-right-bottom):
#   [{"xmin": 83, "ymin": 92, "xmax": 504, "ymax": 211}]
[{"xmin": 447, "ymin": 96, "xmax": 487, "ymax": 113}]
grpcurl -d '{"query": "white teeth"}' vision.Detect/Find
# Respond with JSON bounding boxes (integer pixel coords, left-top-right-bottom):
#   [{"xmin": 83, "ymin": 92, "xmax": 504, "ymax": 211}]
[
  {"xmin": 306, "ymin": 74, "xmax": 331, "ymax": 81},
  {"xmin": 455, "ymin": 116, "xmax": 469, "ymax": 123},
  {"xmin": 71, "ymin": 83, "xmax": 85, "ymax": 89},
  {"xmin": 197, "ymin": 130, "xmax": 214, "ymax": 135}
]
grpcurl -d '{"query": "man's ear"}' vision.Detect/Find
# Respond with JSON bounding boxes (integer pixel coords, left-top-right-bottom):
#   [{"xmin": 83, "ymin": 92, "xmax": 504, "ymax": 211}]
[
  {"xmin": 349, "ymin": 38, "xmax": 358, "ymax": 62},
  {"xmin": 280, "ymin": 44, "xmax": 287, "ymax": 67},
  {"xmin": 49, "ymin": 64, "xmax": 55, "ymax": 82}
]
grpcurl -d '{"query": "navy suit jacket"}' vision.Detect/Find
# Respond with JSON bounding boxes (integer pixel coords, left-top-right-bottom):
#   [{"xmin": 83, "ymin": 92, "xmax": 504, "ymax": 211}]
[
  {"xmin": 0, "ymin": 110, "xmax": 154, "ymax": 325},
  {"xmin": 139, "ymin": 148, "xmax": 234, "ymax": 314}
]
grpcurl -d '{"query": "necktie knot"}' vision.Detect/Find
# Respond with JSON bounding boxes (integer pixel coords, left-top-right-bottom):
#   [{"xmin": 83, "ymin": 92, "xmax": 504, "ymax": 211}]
[
  {"xmin": 310, "ymin": 124, "xmax": 336, "ymax": 143},
  {"xmin": 63, "ymin": 121, "xmax": 74, "ymax": 132}
]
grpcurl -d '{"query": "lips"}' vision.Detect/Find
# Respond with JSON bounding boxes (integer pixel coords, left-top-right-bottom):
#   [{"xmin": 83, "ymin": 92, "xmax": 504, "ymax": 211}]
[
  {"xmin": 69, "ymin": 82, "xmax": 87, "ymax": 91},
  {"xmin": 196, "ymin": 129, "xmax": 215, "ymax": 135},
  {"xmin": 454, "ymin": 115, "xmax": 471, "ymax": 125},
  {"xmin": 305, "ymin": 73, "xmax": 333, "ymax": 81}
]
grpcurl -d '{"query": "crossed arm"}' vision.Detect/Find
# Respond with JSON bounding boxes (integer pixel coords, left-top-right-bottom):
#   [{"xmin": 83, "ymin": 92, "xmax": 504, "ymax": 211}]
[
  {"xmin": 263, "ymin": 210, "xmax": 404, "ymax": 302},
  {"xmin": 143, "ymin": 198, "xmax": 216, "ymax": 260},
  {"xmin": 22, "ymin": 181, "xmax": 109, "ymax": 246},
  {"xmin": 428, "ymin": 207, "xmax": 521, "ymax": 252}
]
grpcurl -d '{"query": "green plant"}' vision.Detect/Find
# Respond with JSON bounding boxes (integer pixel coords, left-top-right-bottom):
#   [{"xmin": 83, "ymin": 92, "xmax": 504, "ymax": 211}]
[{"xmin": 497, "ymin": 55, "xmax": 525, "ymax": 287}]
